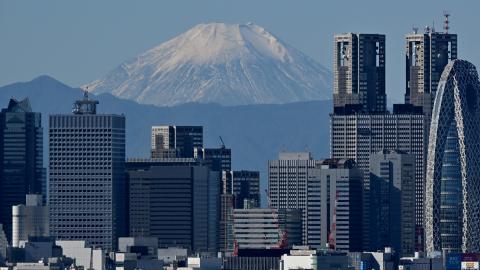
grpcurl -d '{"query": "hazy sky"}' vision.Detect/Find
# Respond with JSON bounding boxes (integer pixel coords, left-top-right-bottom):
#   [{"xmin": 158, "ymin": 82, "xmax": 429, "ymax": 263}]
[{"xmin": 1, "ymin": 0, "xmax": 478, "ymax": 103}]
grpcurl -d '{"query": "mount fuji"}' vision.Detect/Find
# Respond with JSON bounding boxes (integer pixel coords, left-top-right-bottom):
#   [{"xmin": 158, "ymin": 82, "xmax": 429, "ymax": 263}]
[{"xmin": 84, "ymin": 22, "xmax": 332, "ymax": 106}]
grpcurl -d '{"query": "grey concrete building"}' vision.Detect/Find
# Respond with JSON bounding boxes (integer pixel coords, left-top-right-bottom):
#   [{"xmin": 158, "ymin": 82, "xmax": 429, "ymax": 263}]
[
  {"xmin": 268, "ymin": 152, "xmax": 321, "ymax": 244},
  {"xmin": 369, "ymin": 150, "xmax": 415, "ymax": 257},
  {"xmin": 0, "ymin": 98, "xmax": 44, "ymax": 242},
  {"xmin": 232, "ymin": 208, "xmax": 302, "ymax": 249},
  {"xmin": 334, "ymin": 33, "xmax": 386, "ymax": 114},
  {"xmin": 126, "ymin": 158, "xmax": 219, "ymax": 253},
  {"xmin": 307, "ymin": 159, "xmax": 363, "ymax": 252},
  {"xmin": 330, "ymin": 111, "xmax": 425, "ymax": 251},
  {"xmin": 151, "ymin": 126, "xmax": 203, "ymax": 158},
  {"xmin": 49, "ymin": 93, "xmax": 126, "ymax": 250}
]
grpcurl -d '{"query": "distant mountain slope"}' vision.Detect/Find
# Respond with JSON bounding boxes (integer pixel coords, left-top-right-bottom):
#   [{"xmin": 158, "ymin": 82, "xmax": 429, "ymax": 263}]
[
  {"xmin": 0, "ymin": 76, "xmax": 332, "ymax": 202},
  {"xmin": 84, "ymin": 22, "xmax": 332, "ymax": 106}
]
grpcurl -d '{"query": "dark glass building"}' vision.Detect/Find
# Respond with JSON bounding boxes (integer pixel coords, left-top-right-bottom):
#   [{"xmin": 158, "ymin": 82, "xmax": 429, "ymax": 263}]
[{"xmin": 0, "ymin": 98, "xmax": 44, "ymax": 242}]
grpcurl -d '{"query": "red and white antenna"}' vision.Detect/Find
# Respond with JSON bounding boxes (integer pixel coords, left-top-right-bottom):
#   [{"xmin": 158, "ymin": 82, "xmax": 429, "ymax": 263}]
[{"xmin": 444, "ymin": 11, "xmax": 450, "ymax": 34}]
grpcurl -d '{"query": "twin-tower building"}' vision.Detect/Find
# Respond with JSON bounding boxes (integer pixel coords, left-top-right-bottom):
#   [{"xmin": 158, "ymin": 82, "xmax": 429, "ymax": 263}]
[{"xmin": 330, "ymin": 23, "xmax": 480, "ymax": 254}]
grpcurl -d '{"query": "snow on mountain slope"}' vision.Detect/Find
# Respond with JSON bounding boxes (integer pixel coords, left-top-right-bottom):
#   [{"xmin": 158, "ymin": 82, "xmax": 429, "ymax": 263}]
[{"xmin": 84, "ymin": 22, "xmax": 332, "ymax": 106}]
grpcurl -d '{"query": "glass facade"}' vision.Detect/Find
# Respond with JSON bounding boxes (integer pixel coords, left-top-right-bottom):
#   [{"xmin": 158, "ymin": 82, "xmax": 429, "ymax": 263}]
[{"xmin": 440, "ymin": 121, "xmax": 463, "ymax": 252}]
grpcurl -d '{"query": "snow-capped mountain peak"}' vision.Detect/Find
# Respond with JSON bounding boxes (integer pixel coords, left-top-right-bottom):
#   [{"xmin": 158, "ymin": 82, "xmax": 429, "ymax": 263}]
[{"xmin": 84, "ymin": 22, "xmax": 332, "ymax": 106}]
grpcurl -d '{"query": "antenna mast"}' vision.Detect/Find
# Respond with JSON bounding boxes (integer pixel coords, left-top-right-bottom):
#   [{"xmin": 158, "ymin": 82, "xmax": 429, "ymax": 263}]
[{"xmin": 444, "ymin": 11, "xmax": 450, "ymax": 33}]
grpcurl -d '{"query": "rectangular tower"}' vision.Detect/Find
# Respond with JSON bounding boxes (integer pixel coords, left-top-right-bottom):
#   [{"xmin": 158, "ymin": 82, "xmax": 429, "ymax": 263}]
[
  {"xmin": 0, "ymin": 98, "xmax": 44, "ymax": 243},
  {"xmin": 307, "ymin": 159, "xmax": 363, "ymax": 252},
  {"xmin": 369, "ymin": 150, "xmax": 416, "ymax": 257},
  {"xmin": 151, "ymin": 126, "xmax": 203, "ymax": 158},
  {"xmin": 126, "ymin": 158, "xmax": 219, "ymax": 253},
  {"xmin": 405, "ymin": 29, "xmax": 457, "ymax": 116},
  {"xmin": 232, "ymin": 170, "xmax": 260, "ymax": 209},
  {"xmin": 334, "ymin": 33, "xmax": 386, "ymax": 114},
  {"xmin": 330, "ymin": 111, "xmax": 425, "ymax": 251},
  {"xmin": 49, "ymin": 94, "xmax": 126, "ymax": 250},
  {"xmin": 268, "ymin": 152, "xmax": 321, "ymax": 244}
]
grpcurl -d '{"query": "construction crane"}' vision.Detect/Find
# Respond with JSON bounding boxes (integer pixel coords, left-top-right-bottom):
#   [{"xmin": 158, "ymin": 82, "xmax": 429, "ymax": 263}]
[{"xmin": 219, "ymin": 136, "xmax": 226, "ymax": 149}]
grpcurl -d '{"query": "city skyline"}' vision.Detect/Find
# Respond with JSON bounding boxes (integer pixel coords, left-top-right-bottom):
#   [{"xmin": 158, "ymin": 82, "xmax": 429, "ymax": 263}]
[{"xmin": 1, "ymin": 2, "xmax": 480, "ymax": 269}]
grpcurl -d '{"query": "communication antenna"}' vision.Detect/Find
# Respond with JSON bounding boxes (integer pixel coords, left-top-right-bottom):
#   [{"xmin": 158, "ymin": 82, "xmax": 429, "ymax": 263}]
[
  {"xmin": 444, "ymin": 11, "xmax": 450, "ymax": 33},
  {"xmin": 412, "ymin": 25, "xmax": 419, "ymax": 34}
]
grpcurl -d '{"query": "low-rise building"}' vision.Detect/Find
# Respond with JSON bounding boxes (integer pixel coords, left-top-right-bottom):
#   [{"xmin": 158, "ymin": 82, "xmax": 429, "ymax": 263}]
[{"xmin": 233, "ymin": 208, "xmax": 302, "ymax": 249}]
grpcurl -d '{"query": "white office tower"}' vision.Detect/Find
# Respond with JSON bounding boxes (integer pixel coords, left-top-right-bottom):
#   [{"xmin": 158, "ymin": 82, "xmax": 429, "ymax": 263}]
[
  {"xmin": 12, "ymin": 194, "xmax": 49, "ymax": 247},
  {"xmin": 49, "ymin": 93, "xmax": 126, "ymax": 250},
  {"xmin": 268, "ymin": 152, "xmax": 321, "ymax": 243},
  {"xmin": 307, "ymin": 159, "xmax": 363, "ymax": 252}
]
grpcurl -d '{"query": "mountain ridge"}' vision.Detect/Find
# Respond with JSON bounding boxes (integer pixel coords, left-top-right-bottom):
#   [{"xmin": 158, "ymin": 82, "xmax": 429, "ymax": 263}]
[
  {"xmin": 0, "ymin": 75, "xmax": 332, "ymax": 203},
  {"xmin": 84, "ymin": 22, "xmax": 332, "ymax": 106}
]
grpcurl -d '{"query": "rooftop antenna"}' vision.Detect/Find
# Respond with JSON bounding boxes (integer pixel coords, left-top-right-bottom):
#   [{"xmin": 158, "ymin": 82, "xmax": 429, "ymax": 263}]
[
  {"xmin": 432, "ymin": 20, "xmax": 436, "ymax": 33},
  {"xmin": 444, "ymin": 11, "xmax": 450, "ymax": 33},
  {"xmin": 84, "ymin": 86, "xmax": 89, "ymax": 100},
  {"xmin": 412, "ymin": 25, "xmax": 419, "ymax": 34}
]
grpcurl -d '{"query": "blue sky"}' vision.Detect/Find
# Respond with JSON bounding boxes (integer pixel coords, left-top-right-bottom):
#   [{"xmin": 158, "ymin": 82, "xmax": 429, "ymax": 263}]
[{"xmin": 0, "ymin": 0, "xmax": 478, "ymax": 103}]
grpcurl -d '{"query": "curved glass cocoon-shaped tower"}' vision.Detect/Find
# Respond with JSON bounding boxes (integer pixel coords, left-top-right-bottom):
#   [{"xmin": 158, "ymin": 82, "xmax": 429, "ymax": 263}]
[{"xmin": 425, "ymin": 59, "xmax": 480, "ymax": 253}]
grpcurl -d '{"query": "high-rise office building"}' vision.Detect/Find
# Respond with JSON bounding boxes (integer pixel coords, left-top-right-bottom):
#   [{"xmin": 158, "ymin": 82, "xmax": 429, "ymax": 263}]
[
  {"xmin": 232, "ymin": 208, "xmax": 302, "ymax": 249},
  {"xmin": 49, "ymin": 93, "xmax": 126, "ymax": 250},
  {"xmin": 369, "ymin": 150, "xmax": 415, "ymax": 257},
  {"xmin": 12, "ymin": 194, "xmax": 49, "ymax": 248},
  {"xmin": 194, "ymin": 146, "xmax": 231, "ymax": 172},
  {"xmin": 126, "ymin": 158, "xmax": 220, "ymax": 253},
  {"xmin": 0, "ymin": 98, "xmax": 44, "ymax": 242},
  {"xmin": 405, "ymin": 26, "xmax": 457, "ymax": 116},
  {"xmin": 232, "ymin": 170, "xmax": 260, "ymax": 209},
  {"xmin": 331, "ymin": 31, "xmax": 427, "ymax": 250},
  {"xmin": 307, "ymin": 159, "xmax": 363, "ymax": 252},
  {"xmin": 425, "ymin": 60, "xmax": 480, "ymax": 253},
  {"xmin": 268, "ymin": 152, "xmax": 321, "ymax": 244},
  {"xmin": 334, "ymin": 33, "xmax": 386, "ymax": 114},
  {"xmin": 151, "ymin": 126, "xmax": 203, "ymax": 158},
  {"xmin": 331, "ymin": 111, "xmax": 425, "ymax": 250}
]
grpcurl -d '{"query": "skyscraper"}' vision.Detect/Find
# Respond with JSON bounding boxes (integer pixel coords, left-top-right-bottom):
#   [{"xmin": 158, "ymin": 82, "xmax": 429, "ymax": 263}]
[
  {"xmin": 0, "ymin": 98, "xmax": 44, "ymax": 242},
  {"xmin": 232, "ymin": 170, "xmax": 260, "ymax": 209},
  {"xmin": 425, "ymin": 60, "xmax": 480, "ymax": 253},
  {"xmin": 126, "ymin": 158, "xmax": 220, "ymax": 253},
  {"xmin": 334, "ymin": 33, "xmax": 386, "ymax": 114},
  {"xmin": 194, "ymin": 146, "xmax": 232, "ymax": 172},
  {"xmin": 49, "ymin": 93, "xmax": 126, "ymax": 250},
  {"xmin": 405, "ymin": 27, "xmax": 457, "ymax": 116},
  {"xmin": 332, "ymin": 32, "xmax": 426, "ymax": 251},
  {"xmin": 268, "ymin": 152, "xmax": 321, "ymax": 244},
  {"xmin": 151, "ymin": 126, "xmax": 203, "ymax": 158},
  {"xmin": 307, "ymin": 159, "xmax": 363, "ymax": 252},
  {"xmin": 369, "ymin": 150, "xmax": 415, "ymax": 257},
  {"xmin": 331, "ymin": 111, "xmax": 425, "ymax": 250}
]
